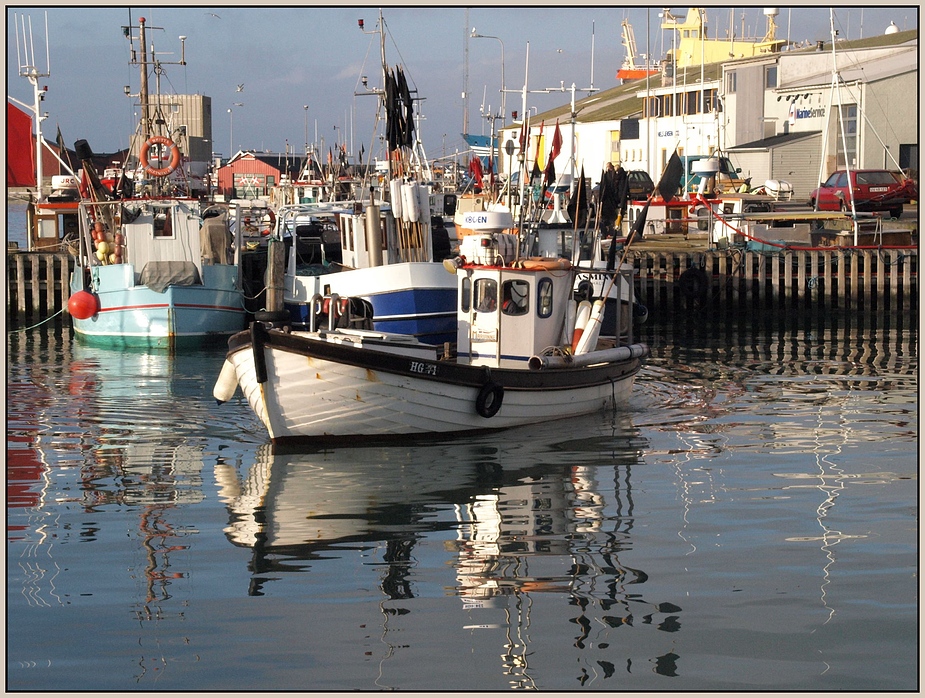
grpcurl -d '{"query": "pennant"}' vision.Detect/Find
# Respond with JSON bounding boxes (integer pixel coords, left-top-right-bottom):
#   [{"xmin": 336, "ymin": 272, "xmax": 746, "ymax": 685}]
[
  {"xmin": 549, "ymin": 120, "xmax": 563, "ymax": 162},
  {"xmin": 533, "ymin": 121, "xmax": 545, "ymax": 172},
  {"xmin": 657, "ymin": 150, "xmax": 683, "ymax": 202}
]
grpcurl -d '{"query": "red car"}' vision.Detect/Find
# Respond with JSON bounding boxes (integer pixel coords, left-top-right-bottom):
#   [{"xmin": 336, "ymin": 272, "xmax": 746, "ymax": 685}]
[{"xmin": 810, "ymin": 169, "xmax": 917, "ymax": 218}]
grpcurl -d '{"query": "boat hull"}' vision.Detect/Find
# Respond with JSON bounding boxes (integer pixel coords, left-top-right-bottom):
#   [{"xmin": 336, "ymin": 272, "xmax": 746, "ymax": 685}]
[
  {"xmin": 225, "ymin": 325, "xmax": 646, "ymax": 447},
  {"xmin": 71, "ymin": 264, "xmax": 246, "ymax": 349},
  {"xmin": 285, "ymin": 261, "xmax": 457, "ymax": 344}
]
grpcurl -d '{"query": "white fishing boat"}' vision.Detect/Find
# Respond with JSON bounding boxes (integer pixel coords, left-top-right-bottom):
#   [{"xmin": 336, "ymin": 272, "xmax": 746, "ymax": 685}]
[
  {"xmin": 66, "ymin": 17, "xmax": 246, "ymax": 349},
  {"xmin": 213, "ymin": 212, "xmax": 649, "ymax": 449}
]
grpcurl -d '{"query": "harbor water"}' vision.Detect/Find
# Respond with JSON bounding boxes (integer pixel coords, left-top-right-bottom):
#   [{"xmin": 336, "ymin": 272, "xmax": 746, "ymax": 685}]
[{"xmin": 6, "ymin": 291, "xmax": 918, "ymax": 690}]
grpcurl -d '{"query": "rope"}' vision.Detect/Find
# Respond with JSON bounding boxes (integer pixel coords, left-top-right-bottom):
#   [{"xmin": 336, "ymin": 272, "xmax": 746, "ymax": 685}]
[{"xmin": 8, "ymin": 307, "xmax": 67, "ymax": 333}]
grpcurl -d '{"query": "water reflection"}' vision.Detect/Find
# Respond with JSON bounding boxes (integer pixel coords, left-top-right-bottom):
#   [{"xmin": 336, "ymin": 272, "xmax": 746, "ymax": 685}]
[{"xmin": 217, "ymin": 423, "xmax": 691, "ymax": 683}]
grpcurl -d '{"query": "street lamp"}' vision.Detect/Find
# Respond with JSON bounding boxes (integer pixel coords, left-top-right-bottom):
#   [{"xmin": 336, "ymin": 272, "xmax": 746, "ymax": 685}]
[
  {"xmin": 227, "ymin": 108, "xmax": 233, "ymax": 157},
  {"xmin": 470, "ymin": 28, "xmax": 506, "ymax": 125},
  {"xmin": 471, "ymin": 28, "xmax": 506, "ymax": 186}
]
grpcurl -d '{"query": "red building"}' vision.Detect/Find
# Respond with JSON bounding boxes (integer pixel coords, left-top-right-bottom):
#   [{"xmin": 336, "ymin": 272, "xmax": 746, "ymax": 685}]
[{"xmin": 214, "ymin": 151, "xmax": 303, "ymax": 200}]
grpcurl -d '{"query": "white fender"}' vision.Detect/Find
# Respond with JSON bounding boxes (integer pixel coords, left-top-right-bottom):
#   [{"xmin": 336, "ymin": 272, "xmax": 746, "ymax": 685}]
[
  {"xmin": 417, "ymin": 182, "xmax": 431, "ymax": 222},
  {"xmin": 212, "ymin": 359, "xmax": 239, "ymax": 404},
  {"xmin": 389, "ymin": 178, "xmax": 403, "ymax": 220},
  {"xmin": 575, "ymin": 300, "xmax": 605, "ymax": 355},
  {"xmin": 571, "ymin": 300, "xmax": 592, "ymax": 352},
  {"xmin": 403, "ymin": 182, "xmax": 421, "ymax": 223}
]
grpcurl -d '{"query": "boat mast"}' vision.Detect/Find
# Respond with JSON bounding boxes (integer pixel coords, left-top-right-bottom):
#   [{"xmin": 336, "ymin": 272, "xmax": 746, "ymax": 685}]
[
  {"xmin": 14, "ymin": 11, "xmax": 51, "ymax": 205},
  {"xmin": 138, "ymin": 17, "xmax": 151, "ymax": 142}
]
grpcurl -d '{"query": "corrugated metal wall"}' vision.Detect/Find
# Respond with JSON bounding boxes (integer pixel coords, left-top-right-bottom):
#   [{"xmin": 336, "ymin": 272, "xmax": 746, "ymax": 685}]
[{"xmin": 773, "ymin": 135, "xmax": 822, "ymax": 202}]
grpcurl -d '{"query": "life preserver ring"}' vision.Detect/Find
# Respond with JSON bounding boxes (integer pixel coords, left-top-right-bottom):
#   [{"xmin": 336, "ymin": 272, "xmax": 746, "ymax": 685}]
[
  {"xmin": 475, "ymin": 381, "xmax": 504, "ymax": 418},
  {"xmin": 518, "ymin": 257, "xmax": 571, "ymax": 271},
  {"xmin": 140, "ymin": 135, "xmax": 181, "ymax": 177},
  {"xmin": 678, "ymin": 267, "xmax": 709, "ymax": 302}
]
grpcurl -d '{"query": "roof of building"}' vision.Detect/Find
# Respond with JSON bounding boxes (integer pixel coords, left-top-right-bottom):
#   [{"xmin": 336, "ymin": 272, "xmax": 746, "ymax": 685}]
[{"xmin": 729, "ymin": 130, "xmax": 822, "ymax": 150}]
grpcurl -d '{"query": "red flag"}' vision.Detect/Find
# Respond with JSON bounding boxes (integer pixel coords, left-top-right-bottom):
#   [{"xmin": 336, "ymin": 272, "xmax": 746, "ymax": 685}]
[
  {"xmin": 469, "ymin": 156, "xmax": 484, "ymax": 189},
  {"xmin": 549, "ymin": 120, "xmax": 563, "ymax": 162},
  {"xmin": 7, "ymin": 102, "xmax": 36, "ymax": 187}
]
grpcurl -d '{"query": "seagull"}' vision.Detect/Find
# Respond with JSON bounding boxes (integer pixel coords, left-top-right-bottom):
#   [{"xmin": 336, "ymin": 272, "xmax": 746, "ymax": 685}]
[
  {"xmin": 233, "ymin": 102, "xmax": 244, "ymax": 107},
  {"xmin": 206, "ymin": 12, "xmax": 221, "ymax": 19},
  {"xmin": 236, "ymin": 84, "xmax": 244, "ymax": 92}
]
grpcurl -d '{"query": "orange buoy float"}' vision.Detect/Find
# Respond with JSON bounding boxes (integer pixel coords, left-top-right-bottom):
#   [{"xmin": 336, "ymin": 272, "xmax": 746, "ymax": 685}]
[
  {"xmin": 140, "ymin": 135, "xmax": 181, "ymax": 177},
  {"xmin": 68, "ymin": 290, "xmax": 100, "ymax": 319}
]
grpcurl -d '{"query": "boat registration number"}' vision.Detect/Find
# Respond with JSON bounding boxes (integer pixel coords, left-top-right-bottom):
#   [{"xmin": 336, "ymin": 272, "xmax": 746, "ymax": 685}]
[
  {"xmin": 869, "ymin": 187, "xmax": 889, "ymax": 193},
  {"xmin": 472, "ymin": 329, "xmax": 498, "ymax": 342}
]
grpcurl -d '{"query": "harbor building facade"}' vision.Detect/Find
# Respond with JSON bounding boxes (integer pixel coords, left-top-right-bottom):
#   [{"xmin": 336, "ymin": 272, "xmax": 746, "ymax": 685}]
[{"xmin": 500, "ymin": 27, "xmax": 917, "ymax": 202}]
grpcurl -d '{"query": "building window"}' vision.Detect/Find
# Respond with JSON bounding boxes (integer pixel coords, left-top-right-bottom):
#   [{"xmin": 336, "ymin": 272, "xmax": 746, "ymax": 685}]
[
  {"xmin": 837, "ymin": 104, "xmax": 858, "ymax": 168},
  {"xmin": 765, "ymin": 65, "xmax": 777, "ymax": 89},
  {"xmin": 726, "ymin": 71, "xmax": 736, "ymax": 94}
]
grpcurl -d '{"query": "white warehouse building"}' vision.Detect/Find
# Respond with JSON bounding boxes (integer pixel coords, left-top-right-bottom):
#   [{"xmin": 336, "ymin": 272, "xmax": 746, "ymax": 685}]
[{"xmin": 499, "ymin": 27, "xmax": 917, "ymax": 202}]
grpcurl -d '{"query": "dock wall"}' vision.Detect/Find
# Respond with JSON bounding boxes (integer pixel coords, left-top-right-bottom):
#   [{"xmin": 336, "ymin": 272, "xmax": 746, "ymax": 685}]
[{"xmin": 7, "ymin": 248, "xmax": 918, "ymax": 324}]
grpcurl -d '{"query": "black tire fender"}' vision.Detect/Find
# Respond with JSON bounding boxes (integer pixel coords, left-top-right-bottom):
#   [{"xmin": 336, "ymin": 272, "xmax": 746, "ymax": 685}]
[
  {"xmin": 475, "ymin": 381, "xmax": 504, "ymax": 418},
  {"xmin": 678, "ymin": 267, "xmax": 709, "ymax": 302}
]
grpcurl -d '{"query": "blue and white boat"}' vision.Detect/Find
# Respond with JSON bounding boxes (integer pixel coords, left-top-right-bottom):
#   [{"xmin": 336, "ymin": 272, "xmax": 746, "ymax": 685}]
[
  {"xmin": 278, "ymin": 200, "xmax": 457, "ymax": 344},
  {"xmin": 65, "ymin": 16, "xmax": 247, "ymax": 350},
  {"xmin": 67, "ymin": 197, "xmax": 247, "ymax": 349}
]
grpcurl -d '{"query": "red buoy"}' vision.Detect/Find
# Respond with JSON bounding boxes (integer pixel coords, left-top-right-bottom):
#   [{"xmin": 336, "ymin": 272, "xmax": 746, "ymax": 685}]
[{"xmin": 68, "ymin": 290, "xmax": 99, "ymax": 320}]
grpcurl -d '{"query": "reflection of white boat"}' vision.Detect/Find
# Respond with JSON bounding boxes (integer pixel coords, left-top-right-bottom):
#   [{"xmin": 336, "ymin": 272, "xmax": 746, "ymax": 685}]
[{"xmin": 215, "ymin": 222, "xmax": 648, "ymax": 448}]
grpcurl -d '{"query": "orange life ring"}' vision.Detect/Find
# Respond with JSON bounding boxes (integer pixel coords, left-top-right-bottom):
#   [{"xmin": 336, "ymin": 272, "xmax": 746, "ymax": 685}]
[
  {"xmin": 518, "ymin": 257, "xmax": 572, "ymax": 271},
  {"xmin": 140, "ymin": 135, "xmax": 181, "ymax": 177}
]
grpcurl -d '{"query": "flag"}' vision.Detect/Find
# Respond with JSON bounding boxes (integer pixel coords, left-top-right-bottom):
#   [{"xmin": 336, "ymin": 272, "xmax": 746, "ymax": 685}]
[
  {"xmin": 469, "ymin": 156, "xmax": 483, "ymax": 189},
  {"xmin": 629, "ymin": 201, "xmax": 650, "ymax": 242},
  {"xmin": 567, "ymin": 164, "xmax": 587, "ymax": 224},
  {"xmin": 533, "ymin": 121, "xmax": 545, "ymax": 171},
  {"xmin": 518, "ymin": 120, "xmax": 526, "ymax": 154},
  {"xmin": 549, "ymin": 120, "xmax": 563, "ymax": 161},
  {"xmin": 656, "ymin": 150, "xmax": 683, "ymax": 202}
]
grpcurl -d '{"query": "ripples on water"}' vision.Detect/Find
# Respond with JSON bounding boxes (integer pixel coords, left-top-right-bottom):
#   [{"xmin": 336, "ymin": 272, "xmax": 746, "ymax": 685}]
[{"xmin": 6, "ymin": 310, "xmax": 918, "ymax": 691}]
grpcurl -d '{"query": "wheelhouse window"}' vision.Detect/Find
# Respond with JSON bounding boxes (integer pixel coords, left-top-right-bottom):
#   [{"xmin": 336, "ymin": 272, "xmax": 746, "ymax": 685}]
[
  {"xmin": 501, "ymin": 279, "xmax": 529, "ymax": 316},
  {"xmin": 537, "ymin": 278, "xmax": 554, "ymax": 318},
  {"xmin": 473, "ymin": 278, "xmax": 497, "ymax": 313},
  {"xmin": 461, "ymin": 276, "xmax": 471, "ymax": 312},
  {"xmin": 153, "ymin": 208, "xmax": 173, "ymax": 238}
]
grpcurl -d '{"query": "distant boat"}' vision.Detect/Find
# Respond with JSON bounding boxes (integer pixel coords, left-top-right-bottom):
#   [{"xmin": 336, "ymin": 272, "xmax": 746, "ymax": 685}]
[{"xmin": 66, "ymin": 17, "xmax": 246, "ymax": 349}]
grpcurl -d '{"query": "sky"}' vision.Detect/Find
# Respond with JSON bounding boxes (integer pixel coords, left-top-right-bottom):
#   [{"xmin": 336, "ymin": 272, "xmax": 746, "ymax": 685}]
[{"xmin": 7, "ymin": 5, "xmax": 916, "ymax": 165}]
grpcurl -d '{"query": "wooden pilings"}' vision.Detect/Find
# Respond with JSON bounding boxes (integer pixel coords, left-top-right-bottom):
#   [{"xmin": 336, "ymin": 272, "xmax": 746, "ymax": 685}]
[
  {"xmin": 7, "ymin": 251, "xmax": 73, "ymax": 320},
  {"xmin": 631, "ymin": 247, "xmax": 918, "ymax": 315},
  {"xmin": 7, "ymin": 247, "xmax": 918, "ymax": 324}
]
